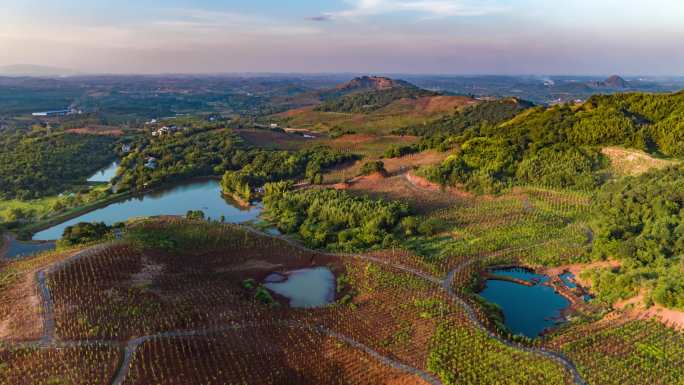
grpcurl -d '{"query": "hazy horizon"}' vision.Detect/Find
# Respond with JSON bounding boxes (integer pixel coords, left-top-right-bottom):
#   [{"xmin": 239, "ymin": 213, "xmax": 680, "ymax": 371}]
[{"xmin": 2, "ymin": 0, "xmax": 684, "ymax": 76}]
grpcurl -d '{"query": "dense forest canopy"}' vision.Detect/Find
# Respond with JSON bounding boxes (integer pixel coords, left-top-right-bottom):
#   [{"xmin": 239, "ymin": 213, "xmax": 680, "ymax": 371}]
[
  {"xmin": 422, "ymin": 91, "xmax": 684, "ymax": 192},
  {"xmin": 263, "ymin": 182, "xmax": 411, "ymax": 251},
  {"xmin": 590, "ymin": 166, "xmax": 684, "ymax": 309},
  {"xmin": 0, "ymin": 131, "xmax": 117, "ymax": 199},
  {"xmin": 116, "ymin": 127, "xmax": 244, "ymax": 191},
  {"xmin": 220, "ymin": 147, "xmax": 356, "ymax": 202}
]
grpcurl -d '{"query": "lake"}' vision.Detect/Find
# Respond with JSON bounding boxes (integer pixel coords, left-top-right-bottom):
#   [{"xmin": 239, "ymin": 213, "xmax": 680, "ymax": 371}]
[
  {"xmin": 479, "ymin": 268, "xmax": 570, "ymax": 338},
  {"xmin": 4, "ymin": 240, "xmax": 55, "ymax": 259},
  {"xmin": 33, "ymin": 179, "xmax": 261, "ymax": 241},
  {"xmin": 264, "ymin": 267, "xmax": 336, "ymax": 308},
  {"xmin": 87, "ymin": 161, "xmax": 119, "ymax": 182}
]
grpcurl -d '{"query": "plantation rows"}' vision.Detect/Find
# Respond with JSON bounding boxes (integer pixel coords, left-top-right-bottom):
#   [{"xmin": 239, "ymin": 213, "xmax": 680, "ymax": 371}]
[
  {"xmin": 0, "ymin": 345, "xmax": 120, "ymax": 385},
  {"xmin": 409, "ymin": 187, "xmax": 592, "ymax": 276},
  {"xmin": 36, "ymin": 220, "xmax": 582, "ymax": 384},
  {"xmin": 559, "ymin": 321, "xmax": 684, "ymax": 385},
  {"xmin": 125, "ymin": 326, "xmax": 427, "ymax": 385},
  {"xmin": 2, "ymin": 218, "xmax": 682, "ymax": 384}
]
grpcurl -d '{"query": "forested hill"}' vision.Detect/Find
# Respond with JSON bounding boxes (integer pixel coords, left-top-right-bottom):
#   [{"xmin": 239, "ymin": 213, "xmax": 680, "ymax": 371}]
[
  {"xmin": 315, "ymin": 76, "xmax": 439, "ymax": 113},
  {"xmin": 0, "ymin": 131, "xmax": 117, "ymax": 199},
  {"xmin": 421, "ymin": 90, "xmax": 684, "ymax": 193},
  {"xmin": 497, "ymin": 91, "xmax": 684, "ymax": 155}
]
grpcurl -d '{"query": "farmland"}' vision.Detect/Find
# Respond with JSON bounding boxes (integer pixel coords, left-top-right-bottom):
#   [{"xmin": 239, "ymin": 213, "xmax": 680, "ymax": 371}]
[
  {"xmin": 1, "ymin": 76, "xmax": 684, "ymax": 384},
  {"xmin": 2, "ymin": 210, "xmax": 678, "ymax": 384}
]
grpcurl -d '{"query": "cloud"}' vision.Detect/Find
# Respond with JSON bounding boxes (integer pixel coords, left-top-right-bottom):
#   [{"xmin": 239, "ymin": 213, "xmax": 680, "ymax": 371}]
[
  {"xmin": 305, "ymin": 14, "xmax": 333, "ymax": 22},
  {"xmin": 336, "ymin": 0, "xmax": 508, "ymax": 18}
]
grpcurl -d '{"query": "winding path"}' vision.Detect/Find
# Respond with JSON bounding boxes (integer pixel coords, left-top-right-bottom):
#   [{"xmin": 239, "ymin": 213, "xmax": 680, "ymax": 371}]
[
  {"xmin": 22, "ymin": 242, "xmax": 441, "ymax": 385},
  {"xmin": 251, "ymin": 227, "xmax": 588, "ymax": 385},
  {"xmin": 109, "ymin": 322, "xmax": 442, "ymax": 385},
  {"xmin": 443, "ymin": 256, "xmax": 587, "ymax": 385},
  {"xmin": 13, "ymin": 229, "xmax": 587, "ymax": 385}
]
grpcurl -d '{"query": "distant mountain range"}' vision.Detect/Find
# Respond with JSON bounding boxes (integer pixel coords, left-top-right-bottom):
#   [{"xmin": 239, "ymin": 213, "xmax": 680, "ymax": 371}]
[{"xmin": 0, "ymin": 64, "xmax": 79, "ymax": 77}]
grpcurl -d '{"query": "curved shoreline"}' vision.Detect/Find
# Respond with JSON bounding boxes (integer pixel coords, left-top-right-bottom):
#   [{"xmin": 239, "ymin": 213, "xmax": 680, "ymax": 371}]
[{"xmin": 23, "ymin": 175, "xmax": 224, "ymax": 240}]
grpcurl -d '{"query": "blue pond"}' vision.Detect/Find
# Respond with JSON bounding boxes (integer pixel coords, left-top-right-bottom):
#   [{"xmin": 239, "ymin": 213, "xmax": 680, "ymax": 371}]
[
  {"xmin": 87, "ymin": 161, "xmax": 119, "ymax": 182},
  {"xmin": 479, "ymin": 268, "xmax": 570, "ymax": 338},
  {"xmin": 33, "ymin": 179, "xmax": 261, "ymax": 241},
  {"xmin": 264, "ymin": 267, "xmax": 335, "ymax": 308},
  {"xmin": 560, "ymin": 272, "xmax": 578, "ymax": 288}
]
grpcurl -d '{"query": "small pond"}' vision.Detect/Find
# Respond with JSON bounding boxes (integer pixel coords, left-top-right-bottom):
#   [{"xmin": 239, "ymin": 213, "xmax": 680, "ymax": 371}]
[
  {"xmin": 33, "ymin": 179, "xmax": 261, "ymax": 241},
  {"xmin": 4, "ymin": 240, "xmax": 56, "ymax": 260},
  {"xmin": 479, "ymin": 268, "xmax": 570, "ymax": 338},
  {"xmin": 264, "ymin": 267, "xmax": 335, "ymax": 308},
  {"xmin": 87, "ymin": 161, "xmax": 119, "ymax": 183},
  {"xmin": 559, "ymin": 272, "xmax": 577, "ymax": 289}
]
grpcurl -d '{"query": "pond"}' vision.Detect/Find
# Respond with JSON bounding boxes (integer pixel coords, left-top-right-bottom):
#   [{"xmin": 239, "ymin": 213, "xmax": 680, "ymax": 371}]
[
  {"xmin": 33, "ymin": 179, "xmax": 261, "ymax": 241},
  {"xmin": 560, "ymin": 272, "xmax": 578, "ymax": 289},
  {"xmin": 479, "ymin": 268, "xmax": 570, "ymax": 338},
  {"xmin": 87, "ymin": 161, "xmax": 119, "ymax": 183},
  {"xmin": 264, "ymin": 267, "xmax": 335, "ymax": 308},
  {"xmin": 4, "ymin": 240, "xmax": 55, "ymax": 259}
]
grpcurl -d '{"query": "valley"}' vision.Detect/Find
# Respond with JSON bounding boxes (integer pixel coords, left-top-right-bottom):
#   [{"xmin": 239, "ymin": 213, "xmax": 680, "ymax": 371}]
[{"xmin": 1, "ymin": 74, "xmax": 683, "ymax": 385}]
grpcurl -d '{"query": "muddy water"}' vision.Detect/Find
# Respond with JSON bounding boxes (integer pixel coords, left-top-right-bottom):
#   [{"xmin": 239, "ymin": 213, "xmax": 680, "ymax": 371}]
[{"xmin": 264, "ymin": 267, "xmax": 335, "ymax": 308}]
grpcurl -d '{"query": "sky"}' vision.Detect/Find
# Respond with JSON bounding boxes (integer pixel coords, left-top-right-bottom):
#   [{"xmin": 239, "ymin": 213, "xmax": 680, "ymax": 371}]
[{"xmin": 1, "ymin": 0, "xmax": 683, "ymax": 75}]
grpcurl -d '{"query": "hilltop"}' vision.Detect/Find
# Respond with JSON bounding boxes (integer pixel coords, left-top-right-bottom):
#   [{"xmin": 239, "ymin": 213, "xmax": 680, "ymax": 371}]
[
  {"xmin": 334, "ymin": 76, "xmax": 416, "ymax": 93},
  {"xmin": 588, "ymin": 75, "xmax": 629, "ymax": 89},
  {"xmin": 274, "ymin": 76, "xmax": 477, "ymax": 135}
]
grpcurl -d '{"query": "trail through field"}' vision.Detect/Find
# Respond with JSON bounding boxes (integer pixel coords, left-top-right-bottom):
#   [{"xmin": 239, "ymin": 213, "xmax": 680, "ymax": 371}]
[
  {"xmin": 442, "ymin": 243, "xmax": 587, "ymax": 385},
  {"xmin": 35, "ymin": 243, "xmax": 113, "ymax": 345},
  {"xmin": 109, "ymin": 322, "xmax": 442, "ymax": 385},
  {"xmin": 15, "ymin": 232, "xmax": 587, "ymax": 385},
  {"xmin": 18, "ymin": 242, "xmax": 442, "ymax": 385},
  {"xmin": 248, "ymin": 227, "xmax": 588, "ymax": 385}
]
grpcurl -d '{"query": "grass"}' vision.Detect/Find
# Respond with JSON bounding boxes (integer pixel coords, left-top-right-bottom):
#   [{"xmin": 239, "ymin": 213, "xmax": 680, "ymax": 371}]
[{"xmin": 0, "ymin": 196, "xmax": 62, "ymax": 222}]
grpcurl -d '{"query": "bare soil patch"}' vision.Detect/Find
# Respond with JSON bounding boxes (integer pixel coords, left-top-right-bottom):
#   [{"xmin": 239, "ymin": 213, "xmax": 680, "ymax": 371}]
[
  {"xmin": 0, "ymin": 271, "xmax": 43, "ymax": 340},
  {"xmin": 236, "ymin": 128, "xmax": 308, "ymax": 150},
  {"xmin": 602, "ymin": 146, "xmax": 677, "ymax": 176}
]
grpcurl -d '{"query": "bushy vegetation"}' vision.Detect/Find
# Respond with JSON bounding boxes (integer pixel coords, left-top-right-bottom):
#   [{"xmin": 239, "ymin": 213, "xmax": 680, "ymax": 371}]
[
  {"xmin": 515, "ymin": 145, "xmax": 607, "ymax": 190},
  {"xmin": 421, "ymin": 137, "xmax": 519, "ymax": 193},
  {"xmin": 220, "ymin": 147, "xmax": 356, "ymax": 202},
  {"xmin": 263, "ymin": 182, "xmax": 410, "ymax": 251},
  {"xmin": 116, "ymin": 128, "xmax": 243, "ymax": 191},
  {"xmin": 383, "ymin": 144, "xmax": 420, "ymax": 158},
  {"xmin": 590, "ymin": 165, "xmax": 684, "ymax": 309},
  {"xmin": 359, "ymin": 160, "xmax": 387, "ymax": 176},
  {"xmin": 0, "ymin": 131, "xmax": 117, "ymax": 199},
  {"xmin": 58, "ymin": 221, "xmax": 121, "ymax": 247}
]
